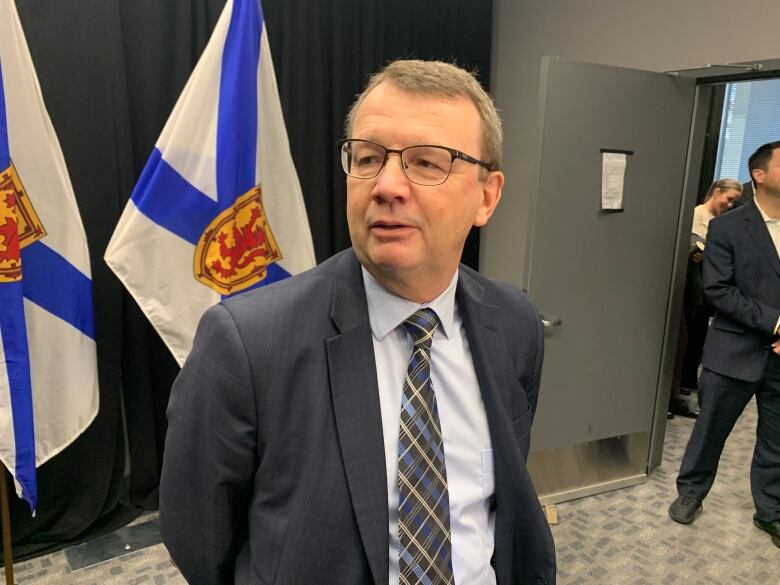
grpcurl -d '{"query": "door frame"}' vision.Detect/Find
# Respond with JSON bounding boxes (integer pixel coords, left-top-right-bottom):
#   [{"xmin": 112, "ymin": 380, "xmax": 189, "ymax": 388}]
[{"xmin": 647, "ymin": 60, "xmax": 780, "ymax": 470}]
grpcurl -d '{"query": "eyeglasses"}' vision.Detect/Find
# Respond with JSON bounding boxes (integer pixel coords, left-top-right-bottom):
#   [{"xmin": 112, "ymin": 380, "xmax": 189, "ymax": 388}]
[{"xmin": 339, "ymin": 139, "xmax": 493, "ymax": 186}]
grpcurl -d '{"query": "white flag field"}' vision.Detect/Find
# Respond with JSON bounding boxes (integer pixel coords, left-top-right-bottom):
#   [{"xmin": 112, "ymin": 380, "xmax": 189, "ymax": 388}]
[
  {"xmin": 0, "ymin": 0, "xmax": 99, "ymax": 512},
  {"xmin": 105, "ymin": 0, "xmax": 315, "ymax": 367}
]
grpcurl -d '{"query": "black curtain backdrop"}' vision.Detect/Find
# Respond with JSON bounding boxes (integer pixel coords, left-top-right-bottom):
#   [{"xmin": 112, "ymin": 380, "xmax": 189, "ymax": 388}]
[{"xmin": 7, "ymin": 0, "xmax": 492, "ymax": 558}]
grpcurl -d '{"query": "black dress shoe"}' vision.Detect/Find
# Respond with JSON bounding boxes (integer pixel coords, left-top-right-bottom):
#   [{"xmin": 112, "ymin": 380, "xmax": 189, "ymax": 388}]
[
  {"xmin": 669, "ymin": 398, "xmax": 699, "ymax": 419},
  {"xmin": 669, "ymin": 496, "xmax": 702, "ymax": 524},
  {"xmin": 753, "ymin": 514, "xmax": 780, "ymax": 548}
]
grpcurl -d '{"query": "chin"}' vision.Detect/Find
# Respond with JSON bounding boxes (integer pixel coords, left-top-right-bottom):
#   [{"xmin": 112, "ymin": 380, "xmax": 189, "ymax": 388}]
[
  {"xmin": 363, "ymin": 246, "xmax": 419, "ymax": 275},
  {"xmin": 368, "ymin": 254, "xmax": 414, "ymax": 274}
]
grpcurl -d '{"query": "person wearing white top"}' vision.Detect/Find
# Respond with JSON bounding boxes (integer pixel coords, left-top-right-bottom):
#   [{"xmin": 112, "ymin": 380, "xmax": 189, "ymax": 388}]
[{"xmin": 671, "ymin": 179, "xmax": 743, "ymax": 418}]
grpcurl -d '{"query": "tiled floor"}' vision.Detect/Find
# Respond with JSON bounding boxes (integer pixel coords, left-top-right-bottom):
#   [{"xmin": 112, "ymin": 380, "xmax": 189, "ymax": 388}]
[{"xmin": 2, "ymin": 396, "xmax": 774, "ymax": 584}]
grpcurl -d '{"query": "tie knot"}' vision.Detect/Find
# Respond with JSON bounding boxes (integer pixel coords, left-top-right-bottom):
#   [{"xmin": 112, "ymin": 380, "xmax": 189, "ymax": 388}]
[{"xmin": 403, "ymin": 308, "xmax": 439, "ymax": 349}]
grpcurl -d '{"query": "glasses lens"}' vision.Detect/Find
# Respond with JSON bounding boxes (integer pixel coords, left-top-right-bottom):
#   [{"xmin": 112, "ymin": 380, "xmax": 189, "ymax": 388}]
[
  {"xmin": 402, "ymin": 146, "xmax": 452, "ymax": 185},
  {"xmin": 342, "ymin": 140, "xmax": 386, "ymax": 178}
]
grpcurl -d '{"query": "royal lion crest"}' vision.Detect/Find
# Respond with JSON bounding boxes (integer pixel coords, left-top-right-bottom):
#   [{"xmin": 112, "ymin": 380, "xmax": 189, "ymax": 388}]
[
  {"xmin": 194, "ymin": 186, "xmax": 282, "ymax": 295},
  {"xmin": 0, "ymin": 163, "xmax": 47, "ymax": 283}
]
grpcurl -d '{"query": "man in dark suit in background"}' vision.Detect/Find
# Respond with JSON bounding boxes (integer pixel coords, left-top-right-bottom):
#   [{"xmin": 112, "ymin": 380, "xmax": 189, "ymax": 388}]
[
  {"xmin": 160, "ymin": 60, "xmax": 556, "ymax": 584},
  {"xmin": 669, "ymin": 141, "xmax": 780, "ymax": 550}
]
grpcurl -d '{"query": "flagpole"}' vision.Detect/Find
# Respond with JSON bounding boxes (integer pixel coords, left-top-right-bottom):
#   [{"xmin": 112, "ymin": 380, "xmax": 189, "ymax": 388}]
[{"xmin": 0, "ymin": 466, "xmax": 14, "ymax": 585}]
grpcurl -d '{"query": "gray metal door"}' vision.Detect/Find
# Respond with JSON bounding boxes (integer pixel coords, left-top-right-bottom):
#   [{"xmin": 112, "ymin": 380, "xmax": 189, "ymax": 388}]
[{"xmin": 525, "ymin": 58, "xmax": 696, "ymax": 502}]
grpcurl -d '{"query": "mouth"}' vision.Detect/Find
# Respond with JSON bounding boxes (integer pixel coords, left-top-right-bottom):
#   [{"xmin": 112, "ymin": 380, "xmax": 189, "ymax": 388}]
[
  {"xmin": 371, "ymin": 220, "xmax": 408, "ymax": 229},
  {"xmin": 369, "ymin": 220, "xmax": 416, "ymax": 237}
]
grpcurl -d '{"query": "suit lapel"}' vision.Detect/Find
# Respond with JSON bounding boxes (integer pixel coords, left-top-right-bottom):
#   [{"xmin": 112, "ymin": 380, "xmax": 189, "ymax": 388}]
[
  {"xmin": 456, "ymin": 270, "xmax": 516, "ymax": 585},
  {"xmin": 326, "ymin": 252, "xmax": 389, "ymax": 585},
  {"xmin": 744, "ymin": 201, "xmax": 780, "ymax": 279}
]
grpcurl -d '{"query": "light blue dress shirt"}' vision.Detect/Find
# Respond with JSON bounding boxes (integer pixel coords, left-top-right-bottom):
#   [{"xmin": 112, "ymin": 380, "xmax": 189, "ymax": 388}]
[{"xmin": 362, "ymin": 267, "xmax": 497, "ymax": 585}]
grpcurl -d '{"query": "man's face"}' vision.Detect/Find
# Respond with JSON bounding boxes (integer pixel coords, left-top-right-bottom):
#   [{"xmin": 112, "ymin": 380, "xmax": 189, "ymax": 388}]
[
  {"xmin": 346, "ymin": 82, "xmax": 503, "ymax": 301},
  {"xmin": 753, "ymin": 147, "xmax": 780, "ymax": 197}
]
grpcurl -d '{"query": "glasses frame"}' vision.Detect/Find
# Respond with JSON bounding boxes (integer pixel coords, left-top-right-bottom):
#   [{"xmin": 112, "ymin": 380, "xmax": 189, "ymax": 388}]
[{"xmin": 338, "ymin": 139, "xmax": 494, "ymax": 186}]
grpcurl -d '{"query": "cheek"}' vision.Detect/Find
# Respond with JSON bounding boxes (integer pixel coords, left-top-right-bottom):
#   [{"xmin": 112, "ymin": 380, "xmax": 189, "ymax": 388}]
[
  {"xmin": 431, "ymin": 206, "xmax": 480, "ymax": 245},
  {"xmin": 346, "ymin": 186, "xmax": 369, "ymax": 217},
  {"xmin": 345, "ymin": 199, "xmax": 367, "ymax": 239}
]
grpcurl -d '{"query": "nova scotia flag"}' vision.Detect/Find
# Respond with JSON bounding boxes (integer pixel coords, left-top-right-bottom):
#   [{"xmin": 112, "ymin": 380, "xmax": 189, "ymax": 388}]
[
  {"xmin": 105, "ymin": 0, "xmax": 315, "ymax": 366},
  {"xmin": 0, "ymin": 0, "xmax": 99, "ymax": 513}
]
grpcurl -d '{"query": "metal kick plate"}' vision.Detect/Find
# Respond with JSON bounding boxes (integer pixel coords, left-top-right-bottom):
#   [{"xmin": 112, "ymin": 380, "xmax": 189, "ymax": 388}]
[
  {"xmin": 65, "ymin": 518, "xmax": 162, "ymax": 571},
  {"xmin": 528, "ymin": 431, "xmax": 650, "ymax": 504}
]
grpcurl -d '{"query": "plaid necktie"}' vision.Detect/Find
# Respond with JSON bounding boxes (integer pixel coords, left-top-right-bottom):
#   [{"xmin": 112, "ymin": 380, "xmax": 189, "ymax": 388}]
[{"xmin": 398, "ymin": 308, "xmax": 454, "ymax": 585}]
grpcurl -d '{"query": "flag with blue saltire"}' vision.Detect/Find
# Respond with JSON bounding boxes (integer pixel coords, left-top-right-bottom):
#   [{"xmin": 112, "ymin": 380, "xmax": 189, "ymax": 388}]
[
  {"xmin": 105, "ymin": 0, "xmax": 315, "ymax": 366},
  {"xmin": 0, "ymin": 0, "xmax": 99, "ymax": 513}
]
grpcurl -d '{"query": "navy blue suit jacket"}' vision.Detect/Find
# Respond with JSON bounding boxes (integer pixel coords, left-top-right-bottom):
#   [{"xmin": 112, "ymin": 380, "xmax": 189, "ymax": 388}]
[
  {"xmin": 701, "ymin": 200, "xmax": 780, "ymax": 381},
  {"xmin": 160, "ymin": 248, "xmax": 556, "ymax": 585}
]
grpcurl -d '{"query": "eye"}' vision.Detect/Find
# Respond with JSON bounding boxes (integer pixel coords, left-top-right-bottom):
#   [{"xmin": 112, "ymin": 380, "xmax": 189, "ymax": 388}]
[
  {"xmin": 405, "ymin": 148, "xmax": 449, "ymax": 172},
  {"xmin": 356, "ymin": 154, "xmax": 382, "ymax": 167},
  {"xmin": 413, "ymin": 157, "xmax": 444, "ymax": 171}
]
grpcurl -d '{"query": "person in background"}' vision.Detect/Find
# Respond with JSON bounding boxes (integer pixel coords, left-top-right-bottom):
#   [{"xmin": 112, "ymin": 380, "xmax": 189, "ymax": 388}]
[
  {"xmin": 669, "ymin": 179, "xmax": 742, "ymax": 419},
  {"xmin": 669, "ymin": 142, "xmax": 780, "ymax": 552},
  {"xmin": 682, "ymin": 181, "xmax": 743, "ymax": 385}
]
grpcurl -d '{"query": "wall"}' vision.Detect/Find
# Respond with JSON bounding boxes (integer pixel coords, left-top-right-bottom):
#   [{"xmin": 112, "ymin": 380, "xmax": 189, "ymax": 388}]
[{"xmin": 483, "ymin": 0, "xmax": 780, "ymax": 286}]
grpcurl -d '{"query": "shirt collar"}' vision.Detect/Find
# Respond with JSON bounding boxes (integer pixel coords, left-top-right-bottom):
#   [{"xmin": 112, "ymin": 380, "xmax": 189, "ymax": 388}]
[
  {"xmin": 362, "ymin": 267, "xmax": 458, "ymax": 341},
  {"xmin": 754, "ymin": 197, "xmax": 779, "ymax": 223}
]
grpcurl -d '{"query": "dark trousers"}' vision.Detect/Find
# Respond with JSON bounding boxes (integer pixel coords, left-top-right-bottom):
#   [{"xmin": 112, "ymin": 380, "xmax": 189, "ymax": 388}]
[
  {"xmin": 676, "ymin": 354, "xmax": 780, "ymax": 521},
  {"xmin": 680, "ymin": 303, "xmax": 711, "ymax": 389},
  {"xmin": 669, "ymin": 309, "xmax": 688, "ymax": 402}
]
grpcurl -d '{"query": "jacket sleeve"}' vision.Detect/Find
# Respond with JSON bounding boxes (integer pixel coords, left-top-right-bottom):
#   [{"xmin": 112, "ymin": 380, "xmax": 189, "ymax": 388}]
[
  {"xmin": 527, "ymin": 301, "xmax": 545, "ymax": 423},
  {"xmin": 703, "ymin": 218, "xmax": 780, "ymax": 334},
  {"xmin": 159, "ymin": 304, "xmax": 257, "ymax": 585}
]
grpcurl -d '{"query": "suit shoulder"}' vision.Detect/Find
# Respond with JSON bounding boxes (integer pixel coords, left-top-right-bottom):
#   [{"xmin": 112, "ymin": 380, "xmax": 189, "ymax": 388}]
[
  {"xmin": 218, "ymin": 249, "xmax": 350, "ymax": 317},
  {"xmin": 459, "ymin": 264, "xmax": 539, "ymax": 319}
]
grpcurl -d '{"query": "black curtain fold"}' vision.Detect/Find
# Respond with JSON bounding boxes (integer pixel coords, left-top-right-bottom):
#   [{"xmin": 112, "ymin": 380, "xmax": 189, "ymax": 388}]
[
  {"xmin": 262, "ymin": 0, "xmax": 492, "ymax": 263},
  {"xmin": 7, "ymin": 0, "xmax": 491, "ymax": 558}
]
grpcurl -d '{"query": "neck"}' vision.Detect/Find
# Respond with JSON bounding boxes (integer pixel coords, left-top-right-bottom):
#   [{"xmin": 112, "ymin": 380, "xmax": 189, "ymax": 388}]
[
  {"xmin": 756, "ymin": 190, "xmax": 780, "ymax": 219},
  {"xmin": 365, "ymin": 266, "xmax": 456, "ymax": 304}
]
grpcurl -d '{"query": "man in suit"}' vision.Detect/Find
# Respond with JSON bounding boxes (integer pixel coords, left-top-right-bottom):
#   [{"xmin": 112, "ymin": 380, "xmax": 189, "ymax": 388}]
[
  {"xmin": 160, "ymin": 60, "xmax": 556, "ymax": 584},
  {"xmin": 669, "ymin": 141, "xmax": 780, "ymax": 550}
]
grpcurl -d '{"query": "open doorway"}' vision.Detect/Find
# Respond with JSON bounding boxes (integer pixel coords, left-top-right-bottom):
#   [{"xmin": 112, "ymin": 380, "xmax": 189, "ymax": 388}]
[{"xmin": 669, "ymin": 71, "xmax": 780, "ymax": 420}]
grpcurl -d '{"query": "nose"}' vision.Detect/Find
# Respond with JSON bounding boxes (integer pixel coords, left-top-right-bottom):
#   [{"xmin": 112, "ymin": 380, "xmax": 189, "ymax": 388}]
[{"xmin": 371, "ymin": 152, "xmax": 412, "ymax": 202}]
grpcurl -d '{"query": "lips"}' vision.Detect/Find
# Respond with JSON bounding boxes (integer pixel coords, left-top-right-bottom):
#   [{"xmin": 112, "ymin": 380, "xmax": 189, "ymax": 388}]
[
  {"xmin": 369, "ymin": 219, "xmax": 417, "ymax": 237},
  {"xmin": 371, "ymin": 220, "xmax": 408, "ymax": 229}
]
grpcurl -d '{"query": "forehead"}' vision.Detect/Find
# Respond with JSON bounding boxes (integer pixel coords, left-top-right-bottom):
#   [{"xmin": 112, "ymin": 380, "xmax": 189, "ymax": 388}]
[{"xmin": 352, "ymin": 82, "xmax": 481, "ymax": 148}]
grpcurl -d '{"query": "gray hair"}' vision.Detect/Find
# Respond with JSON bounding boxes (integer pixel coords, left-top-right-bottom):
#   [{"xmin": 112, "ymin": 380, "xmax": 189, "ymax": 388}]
[{"xmin": 345, "ymin": 60, "xmax": 503, "ymax": 173}]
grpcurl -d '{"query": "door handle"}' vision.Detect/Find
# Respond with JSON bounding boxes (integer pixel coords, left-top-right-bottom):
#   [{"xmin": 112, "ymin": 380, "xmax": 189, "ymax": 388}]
[{"xmin": 541, "ymin": 315, "xmax": 562, "ymax": 329}]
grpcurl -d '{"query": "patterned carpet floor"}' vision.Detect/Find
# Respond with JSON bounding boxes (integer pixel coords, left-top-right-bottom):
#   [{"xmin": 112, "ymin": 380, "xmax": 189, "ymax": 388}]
[
  {"xmin": 2, "ymin": 396, "xmax": 775, "ymax": 584},
  {"xmin": 552, "ymin": 397, "xmax": 776, "ymax": 584}
]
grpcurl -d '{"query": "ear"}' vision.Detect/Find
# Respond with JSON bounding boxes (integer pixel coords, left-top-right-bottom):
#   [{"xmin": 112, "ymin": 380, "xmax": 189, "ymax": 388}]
[
  {"xmin": 474, "ymin": 170, "xmax": 504, "ymax": 227},
  {"xmin": 751, "ymin": 167, "xmax": 764, "ymax": 186}
]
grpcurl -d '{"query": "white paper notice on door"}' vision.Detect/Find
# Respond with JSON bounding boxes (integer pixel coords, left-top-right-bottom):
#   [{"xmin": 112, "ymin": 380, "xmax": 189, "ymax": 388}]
[{"xmin": 601, "ymin": 152, "xmax": 627, "ymax": 210}]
